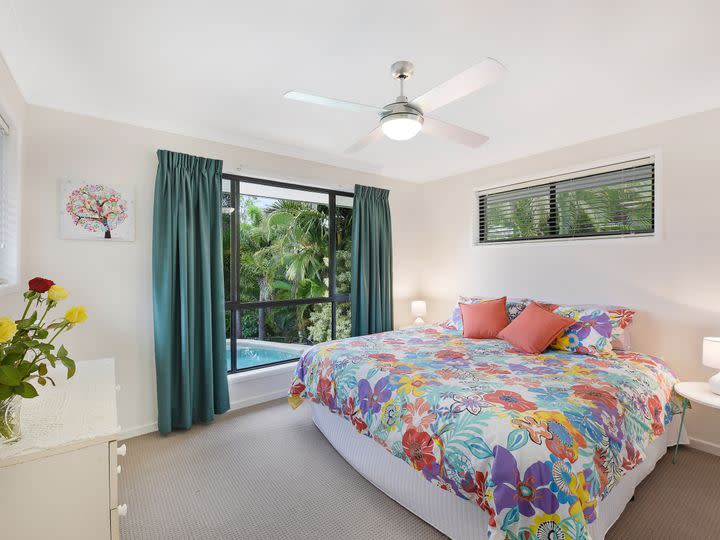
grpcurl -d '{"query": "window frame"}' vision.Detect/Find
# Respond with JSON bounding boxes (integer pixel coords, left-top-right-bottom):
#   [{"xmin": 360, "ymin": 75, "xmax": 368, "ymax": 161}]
[
  {"xmin": 474, "ymin": 155, "xmax": 657, "ymax": 246},
  {"xmin": 222, "ymin": 173, "xmax": 353, "ymax": 374}
]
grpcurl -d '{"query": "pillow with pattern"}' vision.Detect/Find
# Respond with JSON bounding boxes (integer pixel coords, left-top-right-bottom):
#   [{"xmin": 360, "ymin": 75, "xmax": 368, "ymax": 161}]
[
  {"xmin": 537, "ymin": 301, "xmax": 635, "ymax": 352},
  {"xmin": 446, "ymin": 296, "xmax": 531, "ymax": 333},
  {"xmin": 547, "ymin": 305, "xmax": 635, "ymax": 357}
]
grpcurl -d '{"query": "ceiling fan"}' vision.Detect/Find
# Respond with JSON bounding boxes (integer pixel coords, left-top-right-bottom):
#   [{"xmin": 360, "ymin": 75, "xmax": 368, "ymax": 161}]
[{"xmin": 284, "ymin": 58, "xmax": 505, "ymax": 153}]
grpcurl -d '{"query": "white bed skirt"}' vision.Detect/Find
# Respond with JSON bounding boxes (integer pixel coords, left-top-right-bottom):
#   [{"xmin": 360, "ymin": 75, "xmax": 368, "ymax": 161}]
[{"xmin": 311, "ymin": 402, "xmax": 686, "ymax": 539}]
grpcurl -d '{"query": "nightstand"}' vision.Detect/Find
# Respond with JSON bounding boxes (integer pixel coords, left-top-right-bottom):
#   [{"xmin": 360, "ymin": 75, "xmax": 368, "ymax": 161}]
[{"xmin": 672, "ymin": 382, "xmax": 720, "ymax": 464}]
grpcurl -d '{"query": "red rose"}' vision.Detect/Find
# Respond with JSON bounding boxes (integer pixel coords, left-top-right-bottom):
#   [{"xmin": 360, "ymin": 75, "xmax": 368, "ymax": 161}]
[{"xmin": 28, "ymin": 277, "xmax": 55, "ymax": 293}]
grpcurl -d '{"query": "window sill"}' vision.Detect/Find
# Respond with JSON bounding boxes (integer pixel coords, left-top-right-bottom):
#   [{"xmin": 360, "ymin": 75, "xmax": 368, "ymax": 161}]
[
  {"xmin": 473, "ymin": 232, "xmax": 657, "ymax": 248},
  {"xmin": 227, "ymin": 361, "xmax": 298, "ymax": 384}
]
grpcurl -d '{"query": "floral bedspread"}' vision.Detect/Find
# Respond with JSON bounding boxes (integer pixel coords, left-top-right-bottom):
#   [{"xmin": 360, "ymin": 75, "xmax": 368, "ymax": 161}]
[{"xmin": 288, "ymin": 325, "xmax": 679, "ymax": 540}]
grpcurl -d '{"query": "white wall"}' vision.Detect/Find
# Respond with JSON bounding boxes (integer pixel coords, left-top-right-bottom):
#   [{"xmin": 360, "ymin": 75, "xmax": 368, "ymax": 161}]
[
  {"xmin": 419, "ymin": 107, "xmax": 720, "ymax": 450},
  {"xmin": 11, "ymin": 105, "xmax": 421, "ymax": 436}
]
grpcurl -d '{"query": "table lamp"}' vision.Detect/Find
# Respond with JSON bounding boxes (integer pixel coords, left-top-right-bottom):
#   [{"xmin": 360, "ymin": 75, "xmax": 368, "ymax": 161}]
[
  {"xmin": 703, "ymin": 337, "xmax": 720, "ymax": 394},
  {"xmin": 411, "ymin": 300, "xmax": 427, "ymax": 325}
]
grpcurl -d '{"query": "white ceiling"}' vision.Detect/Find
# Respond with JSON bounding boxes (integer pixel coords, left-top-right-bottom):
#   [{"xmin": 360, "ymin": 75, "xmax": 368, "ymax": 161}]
[{"xmin": 2, "ymin": 0, "xmax": 720, "ymax": 182}]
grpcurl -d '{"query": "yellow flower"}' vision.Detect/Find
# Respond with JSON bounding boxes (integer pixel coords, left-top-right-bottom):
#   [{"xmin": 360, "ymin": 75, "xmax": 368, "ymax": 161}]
[
  {"xmin": 65, "ymin": 306, "xmax": 88, "ymax": 324},
  {"xmin": 397, "ymin": 374, "xmax": 427, "ymax": 396},
  {"xmin": 569, "ymin": 471, "xmax": 597, "ymax": 523},
  {"xmin": 0, "ymin": 317, "xmax": 17, "ymax": 343},
  {"xmin": 48, "ymin": 285, "xmax": 69, "ymax": 302},
  {"xmin": 531, "ymin": 514, "xmax": 567, "ymax": 538}
]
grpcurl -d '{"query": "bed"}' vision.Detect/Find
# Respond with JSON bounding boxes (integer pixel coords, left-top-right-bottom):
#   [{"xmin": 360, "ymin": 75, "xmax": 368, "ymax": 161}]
[{"xmin": 288, "ymin": 324, "xmax": 682, "ymax": 540}]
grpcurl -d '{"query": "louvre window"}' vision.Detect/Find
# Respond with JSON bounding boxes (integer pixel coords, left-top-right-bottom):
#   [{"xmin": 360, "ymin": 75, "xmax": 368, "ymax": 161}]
[
  {"xmin": 0, "ymin": 112, "xmax": 18, "ymax": 290},
  {"xmin": 476, "ymin": 158, "xmax": 654, "ymax": 244}
]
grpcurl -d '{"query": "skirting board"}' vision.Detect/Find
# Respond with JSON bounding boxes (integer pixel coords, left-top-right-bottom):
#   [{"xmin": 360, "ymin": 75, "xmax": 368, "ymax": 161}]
[
  {"xmin": 689, "ymin": 436, "xmax": 720, "ymax": 457},
  {"xmin": 118, "ymin": 389, "xmax": 289, "ymax": 441}
]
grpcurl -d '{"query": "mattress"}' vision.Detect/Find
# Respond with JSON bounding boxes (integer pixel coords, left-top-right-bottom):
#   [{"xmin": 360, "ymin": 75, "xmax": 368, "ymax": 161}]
[{"xmin": 312, "ymin": 402, "xmax": 685, "ymax": 540}]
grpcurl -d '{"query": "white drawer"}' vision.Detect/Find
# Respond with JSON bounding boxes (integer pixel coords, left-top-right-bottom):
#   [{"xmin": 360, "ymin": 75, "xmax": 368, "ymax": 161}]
[{"xmin": 0, "ymin": 443, "xmax": 111, "ymax": 539}]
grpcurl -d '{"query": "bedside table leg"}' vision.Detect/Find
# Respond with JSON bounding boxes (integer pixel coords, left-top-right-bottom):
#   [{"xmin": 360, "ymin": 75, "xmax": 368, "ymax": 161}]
[{"xmin": 672, "ymin": 398, "xmax": 688, "ymax": 464}]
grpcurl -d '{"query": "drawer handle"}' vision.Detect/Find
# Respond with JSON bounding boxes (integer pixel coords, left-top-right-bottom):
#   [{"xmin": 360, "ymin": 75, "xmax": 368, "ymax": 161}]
[
  {"xmin": 117, "ymin": 465, "xmax": 122, "ymax": 474},
  {"xmin": 117, "ymin": 444, "xmax": 127, "ymax": 456},
  {"xmin": 118, "ymin": 504, "xmax": 128, "ymax": 517}
]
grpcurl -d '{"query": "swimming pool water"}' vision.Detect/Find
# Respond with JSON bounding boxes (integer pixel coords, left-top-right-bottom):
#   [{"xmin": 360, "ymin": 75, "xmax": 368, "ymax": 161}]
[{"xmin": 226, "ymin": 343, "xmax": 300, "ymax": 370}]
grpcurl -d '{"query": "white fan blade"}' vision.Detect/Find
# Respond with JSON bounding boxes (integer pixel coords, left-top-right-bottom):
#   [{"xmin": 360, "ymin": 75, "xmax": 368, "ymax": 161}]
[
  {"xmin": 411, "ymin": 58, "xmax": 505, "ymax": 114},
  {"xmin": 284, "ymin": 91, "xmax": 388, "ymax": 114},
  {"xmin": 344, "ymin": 127, "xmax": 384, "ymax": 154},
  {"xmin": 422, "ymin": 117, "xmax": 489, "ymax": 148}
]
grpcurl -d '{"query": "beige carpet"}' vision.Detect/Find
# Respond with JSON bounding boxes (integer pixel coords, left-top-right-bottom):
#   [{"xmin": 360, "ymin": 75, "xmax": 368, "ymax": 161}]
[{"xmin": 119, "ymin": 399, "xmax": 720, "ymax": 539}]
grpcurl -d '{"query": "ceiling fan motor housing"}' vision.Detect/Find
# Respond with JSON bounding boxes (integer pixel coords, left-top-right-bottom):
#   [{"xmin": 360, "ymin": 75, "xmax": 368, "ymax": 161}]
[{"xmin": 390, "ymin": 60, "xmax": 415, "ymax": 80}]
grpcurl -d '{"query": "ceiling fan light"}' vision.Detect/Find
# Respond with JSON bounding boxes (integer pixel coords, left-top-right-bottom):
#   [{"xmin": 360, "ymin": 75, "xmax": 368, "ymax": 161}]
[{"xmin": 380, "ymin": 113, "xmax": 423, "ymax": 141}]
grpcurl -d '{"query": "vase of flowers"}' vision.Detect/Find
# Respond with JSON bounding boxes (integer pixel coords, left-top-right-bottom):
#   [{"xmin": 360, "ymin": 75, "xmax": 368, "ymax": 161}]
[{"xmin": 0, "ymin": 277, "xmax": 88, "ymax": 444}]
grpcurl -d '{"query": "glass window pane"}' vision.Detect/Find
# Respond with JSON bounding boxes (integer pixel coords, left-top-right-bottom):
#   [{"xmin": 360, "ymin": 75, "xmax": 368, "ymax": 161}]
[
  {"xmin": 557, "ymin": 179, "xmax": 653, "ymax": 235},
  {"xmin": 485, "ymin": 188, "xmax": 550, "ymax": 241},
  {"xmin": 238, "ymin": 188, "xmax": 330, "ymax": 302},
  {"xmin": 222, "ymin": 185, "xmax": 233, "ymax": 301},
  {"xmin": 225, "ymin": 309, "xmax": 232, "ymax": 371},
  {"xmin": 335, "ymin": 203, "xmax": 352, "ymax": 295},
  {"xmin": 335, "ymin": 301, "xmax": 352, "ymax": 340},
  {"xmin": 240, "ymin": 303, "xmax": 330, "ymax": 346},
  {"xmin": 229, "ymin": 303, "xmax": 330, "ymax": 370}
]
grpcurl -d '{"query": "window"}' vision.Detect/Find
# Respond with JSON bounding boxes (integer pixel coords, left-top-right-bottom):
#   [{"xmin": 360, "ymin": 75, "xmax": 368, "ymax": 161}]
[
  {"xmin": 476, "ymin": 157, "xmax": 654, "ymax": 244},
  {"xmin": 0, "ymin": 112, "xmax": 18, "ymax": 291},
  {"xmin": 222, "ymin": 175, "xmax": 353, "ymax": 373}
]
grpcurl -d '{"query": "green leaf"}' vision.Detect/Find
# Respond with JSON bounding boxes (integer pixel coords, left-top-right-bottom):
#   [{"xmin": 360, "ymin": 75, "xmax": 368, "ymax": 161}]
[
  {"xmin": 60, "ymin": 357, "xmax": 76, "ymax": 379},
  {"xmin": 36, "ymin": 343, "xmax": 54, "ymax": 354},
  {"xmin": 3, "ymin": 351, "xmax": 22, "ymax": 364},
  {"xmin": 57, "ymin": 345, "xmax": 68, "ymax": 358},
  {"xmin": 14, "ymin": 381, "xmax": 38, "ymax": 398},
  {"xmin": 466, "ymin": 436, "xmax": 494, "ymax": 459},
  {"xmin": 18, "ymin": 361, "xmax": 36, "ymax": 377},
  {"xmin": 501, "ymin": 507, "xmax": 520, "ymax": 532},
  {"xmin": 34, "ymin": 329, "xmax": 49, "ymax": 339},
  {"xmin": 0, "ymin": 366, "xmax": 21, "ymax": 386},
  {"xmin": 506, "ymin": 428, "xmax": 529, "ymax": 451},
  {"xmin": 0, "ymin": 385, "xmax": 12, "ymax": 400}
]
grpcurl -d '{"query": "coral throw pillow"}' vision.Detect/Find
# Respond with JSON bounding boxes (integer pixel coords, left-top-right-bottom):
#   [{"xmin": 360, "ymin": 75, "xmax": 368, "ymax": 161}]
[
  {"xmin": 498, "ymin": 302, "xmax": 575, "ymax": 354},
  {"xmin": 460, "ymin": 297, "xmax": 510, "ymax": 339}
]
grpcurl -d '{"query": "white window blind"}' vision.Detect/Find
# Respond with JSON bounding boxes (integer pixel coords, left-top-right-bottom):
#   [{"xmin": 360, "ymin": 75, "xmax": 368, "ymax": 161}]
[
  {"xmin": 0, "ymin": 112, "xmax": 18, "ymax": 288},
  {"xmin": 475, "ymin": 157, "xmax": 655, "ymax": 244}
]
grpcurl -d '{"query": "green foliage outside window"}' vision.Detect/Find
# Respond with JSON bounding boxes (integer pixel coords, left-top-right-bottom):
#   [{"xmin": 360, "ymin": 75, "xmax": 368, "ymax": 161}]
[{"xmin": 223, "ymin": 194, "xmax": 352, "ymax": 345}]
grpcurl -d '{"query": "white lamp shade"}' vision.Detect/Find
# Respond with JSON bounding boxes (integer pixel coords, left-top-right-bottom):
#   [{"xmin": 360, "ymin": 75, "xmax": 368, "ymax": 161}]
[
  {"xmin": 381, "ymin": 115, "xmax": 423, "ymax": 141},
  {"xmin": 702, "ymin": 337, "xmax": 720, "ymax": 369},
  {"xmin": 411, "ymin": 300, "xmax": 427, "ymax": 317}
]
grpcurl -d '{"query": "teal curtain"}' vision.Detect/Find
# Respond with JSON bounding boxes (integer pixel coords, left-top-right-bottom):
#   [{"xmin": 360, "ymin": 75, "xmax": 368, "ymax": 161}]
[
  {"xmin": 152, "ymin": 150, "xmax": 229, "ymax": 433},
  {"xmin": 351, "ymin": 185, "xmax": 393, "ymax": 336}
]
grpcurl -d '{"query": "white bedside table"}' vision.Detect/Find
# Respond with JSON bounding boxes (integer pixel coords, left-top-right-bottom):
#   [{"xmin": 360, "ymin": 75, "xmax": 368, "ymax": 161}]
[{"xmin": 673, "ymin": 381, "xmax": 720, "ymax": 464}]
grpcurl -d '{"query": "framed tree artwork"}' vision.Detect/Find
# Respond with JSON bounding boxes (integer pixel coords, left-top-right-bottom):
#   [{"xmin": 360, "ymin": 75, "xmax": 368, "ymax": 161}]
[{"xmin": 59, "ymin": 180, "xmax": 135, "ymax": 241}]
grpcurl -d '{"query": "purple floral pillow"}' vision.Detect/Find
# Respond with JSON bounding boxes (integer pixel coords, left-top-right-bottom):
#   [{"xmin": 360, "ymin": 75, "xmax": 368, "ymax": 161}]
[
  {"xmin": 446, "ymin": 297, "xmax": 530, "ymax": 333},
  {"xmin": 550, "ymin": 306, "xmax": 618, "ymax": 357}
]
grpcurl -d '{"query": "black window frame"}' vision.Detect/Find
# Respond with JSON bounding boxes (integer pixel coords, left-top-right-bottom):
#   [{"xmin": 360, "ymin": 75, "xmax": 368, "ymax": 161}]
[
  {"xmin": 476, "ymin": 160, "xmax": 655, "ymax": 244},
  {"xmin": 223, "ymin": 173, "xmax": 353, "ymax": 374}
]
